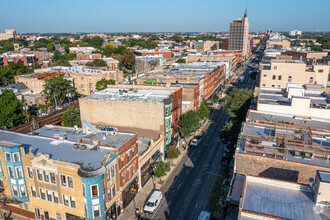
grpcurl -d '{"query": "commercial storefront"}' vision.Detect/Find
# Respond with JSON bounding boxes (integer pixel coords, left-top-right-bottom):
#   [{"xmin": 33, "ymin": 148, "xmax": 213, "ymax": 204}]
[
  {"xmin": 122, "ymin": 177, "xmax": 138, "ymax": 209},
  {"xmin": 140, "ymin": 150, "xmax": 162, "ymax": 187}
]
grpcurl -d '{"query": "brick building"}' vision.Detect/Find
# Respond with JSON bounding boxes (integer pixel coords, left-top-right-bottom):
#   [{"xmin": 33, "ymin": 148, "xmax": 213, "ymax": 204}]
[{"xmin": 0, "ymin": 53, "xmax": 36, "ymax": 67}]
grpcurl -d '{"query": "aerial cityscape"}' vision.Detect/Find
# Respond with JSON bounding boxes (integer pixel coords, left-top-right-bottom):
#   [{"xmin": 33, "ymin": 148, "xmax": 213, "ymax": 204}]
[{"xmin": 0, "ymin": 1, "xmax": 330, "ymax": 220}]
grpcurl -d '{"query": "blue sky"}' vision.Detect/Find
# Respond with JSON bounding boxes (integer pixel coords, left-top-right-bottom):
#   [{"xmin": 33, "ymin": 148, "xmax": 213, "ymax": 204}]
[{"xmin": 1, "ymin": 0, "xmax": 329, "ymax": 33}]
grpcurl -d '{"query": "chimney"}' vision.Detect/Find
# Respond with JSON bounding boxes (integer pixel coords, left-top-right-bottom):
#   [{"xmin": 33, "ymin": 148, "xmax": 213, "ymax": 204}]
[{"xmin": 29, "ymin": 147, "xmax": 34, "ymax": 155}]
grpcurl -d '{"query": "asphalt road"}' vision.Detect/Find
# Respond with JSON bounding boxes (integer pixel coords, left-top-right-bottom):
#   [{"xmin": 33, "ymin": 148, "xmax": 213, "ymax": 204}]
[{"xmin": 148, "ymin": 64, "xmax": 254, "ymax": 220}]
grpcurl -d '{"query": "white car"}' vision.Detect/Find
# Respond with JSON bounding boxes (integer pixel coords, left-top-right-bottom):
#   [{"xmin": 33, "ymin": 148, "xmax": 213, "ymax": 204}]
[
  {"xmin": 190, "ymin": 138, "xmax": 201, "ymax": 148},
  {"xmin": 144, "ymin": 190, "xmax": 162, "ymax": 214}
]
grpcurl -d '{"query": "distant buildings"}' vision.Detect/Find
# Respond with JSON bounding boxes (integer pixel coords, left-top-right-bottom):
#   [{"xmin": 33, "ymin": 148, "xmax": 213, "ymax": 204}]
[
  {"xmin": 266, "ymin": 34, "xmax": 291, "ymax": 49},
  {"xmin": 0, "ymin": 52, "xmax": 36, "ymax": 67},
  {"xmin": 289, "ymin": 29, "xmax": 302, "ymax": 36},
  {"xmin": 135, "ymin": 55, "xmax": 163, "ymax": 75},
  {"xmin": 193, "ymin": 41, "xmax": 218, "ymax": 52},
  {"xmin": 0, "ymin": 29, "xmax": 16, "ymax": 40},
  {"xmin": 133, "ymin": 49, "xmax": 172, "ymax": 60},
  {"xmin": 228, "ymin": 10, "xmax": 249, "ymax": 59},
  {"xmin": 70, "ymin": 55, "xmax": 120, "ymax": 72},
  {"xmin": 186, "ymin": 54, "xmax": 237, "ymax": 72},
  {"xmin": 258, "ymin": 59, "xmax": 329, "ymax": 89},
  {"xmin": 69, "ymin": 47, "xmax": 96, "ymax": 54}
]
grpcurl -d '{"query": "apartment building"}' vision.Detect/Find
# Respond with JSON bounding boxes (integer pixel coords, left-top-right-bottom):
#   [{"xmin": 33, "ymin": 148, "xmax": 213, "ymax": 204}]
[
  {"xmin": 77, "ymin": 54, "xmax": 102, "ymax": 61},
  {"xmin": 281, "ymin": 50, "xmax": 328, "ymax": 61},
  {"xmin": 70, "ymin": 56, "xmax": 120, "ymax": 72},
  {"xmin": 186, "ymin": 54, "xmax": 237, "ymax": 72},
  {"xmin": 266, "ymin": 35, "xmax": 290, "ymax": 49},
  {"xmin": 208, "ymin": 50, "xmax": 243, "ymax": 63},
  {"xmin": 0, "ymin": 121, "xmax": 139, "ymax": 219},
  {"xmin": 135, "ymin": 55, "xmax": 163, "ymax": 75},
  {"xmin": 0, "ymin": 53, "xmax": 36, "ymax": 67},
  {"xmin": 228, "ymin": 10, "xmax": 249, "ymax": 59},
  {"xmin": 133, "ymin": 49, "xmax": 172, "ymax": 60},
  {"xmin": 69, "ymin": 47, "xmax": 96, "ymax": 54},
  {"xmin": 0, "ymin": 29, "xmax": 16, "ymax": 40},
  {"xmin": 79, "ymin": 87, "xmax": 183, "ymax": 154},
  {"xmin": 258, "ymin": 60, "xmax": 329, "ymax": 89},
  {"xmin": 193, "ymin": 41, "xmax": 218, "ymax": 52}
]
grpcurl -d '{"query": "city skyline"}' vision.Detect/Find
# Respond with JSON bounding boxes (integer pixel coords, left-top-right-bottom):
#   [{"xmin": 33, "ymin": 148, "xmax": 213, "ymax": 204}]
[{"xmin": 1, "ymin": 0, "xmax": 330, "ymax": 33}]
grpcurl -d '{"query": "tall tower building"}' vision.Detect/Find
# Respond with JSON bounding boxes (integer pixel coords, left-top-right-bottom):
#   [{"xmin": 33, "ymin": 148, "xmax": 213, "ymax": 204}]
[{"xmin": 228, "ymin": 9, "xmax": 249, "ymax": 59}]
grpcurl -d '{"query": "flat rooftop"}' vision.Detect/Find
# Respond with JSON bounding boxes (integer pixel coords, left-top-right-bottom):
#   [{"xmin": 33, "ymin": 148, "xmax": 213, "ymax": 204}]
[
  {"xmin": 0, "ymin": 129, "xmax": 121, "ymax": 170},
  {"xmin": 83, "ymin": 87, "xmax": 176, "ymax": 103},
  {"xmin": 241, "ymin": 177, "xmax": 329, "ymax": 220}
]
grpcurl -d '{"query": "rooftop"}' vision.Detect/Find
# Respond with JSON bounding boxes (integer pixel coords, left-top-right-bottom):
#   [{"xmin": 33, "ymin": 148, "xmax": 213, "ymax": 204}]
[
  {"xmin": 82, "ymin": 87, "xmax": 176, "ymax": 103},
  {"xmin": 241, "ymin": 176, "xmax": 329, "ymax": 220}
]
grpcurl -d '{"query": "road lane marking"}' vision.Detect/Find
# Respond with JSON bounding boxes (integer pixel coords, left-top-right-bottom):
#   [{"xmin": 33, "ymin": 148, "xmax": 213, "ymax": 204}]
[
  {"xmin": 186, "ymin": 170, "xmax": 190, "ymax": 174},
  {"xmin": 195, "ymin": 203, "xmax": 199, "ymax": 208},
  {"xmin": 168, "ymin": 200, "xmax": 171, "ymax": 206},
  {"xmin": 177, "ymin": 183, "xmax": 181, "ymax": 189}
]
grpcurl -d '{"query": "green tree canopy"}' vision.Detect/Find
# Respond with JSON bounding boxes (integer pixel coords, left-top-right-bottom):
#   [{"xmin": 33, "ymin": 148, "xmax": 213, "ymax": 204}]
[
  {"xmin": 0, "ymin": 63, "xmax": 33, "ymax": 86},
  {"xmin": 175, "ymin": 58, "xmax": 186, "ymax": 64},
  {"xmin": 166, "ymin": 145, "xmax": 180, "ymax": 162},
  {"xmin": 197, "ymin": 103, "xmax": 210, "ymax": 120},
  {"xmin": 152, "ymin": 161, "xmax": 171, "ymax": 179},
  {"xmin": 81, "ymin": 36, "xmax": 104, "ymax": 48},
  {"xmin": 42, "ymin": 76, "xmax": 77, "ymax": 105},
  {"xmin": 179, "ymin": 110, "xmax": 200, "ymax": 137},
  {"xmin": 95, "ymin": 79, "xmax": 116, "ymax": 91},
  {"xmin": 219, "ymin": 120, "xmax": 241, "ymax": 144},
  {"xmin": 224, "ymin": 88, "xmax": 253, "ymax": 119},
  {"xmin": 62, "ymin": 107, "xmax": 81, "ymax": 127},
  {"xmin": 0, "ymin": 90, "xmax": 25, "ymax": 127},
  {"xmin": 85, "ymin": 59, "xmax": 107, "ymax": 67}
]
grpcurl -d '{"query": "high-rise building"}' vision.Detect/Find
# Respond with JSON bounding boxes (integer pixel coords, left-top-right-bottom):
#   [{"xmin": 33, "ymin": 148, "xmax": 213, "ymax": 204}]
[{"xmin": 228, "ymin": 10, "xmax": 249, "ymax": 59}]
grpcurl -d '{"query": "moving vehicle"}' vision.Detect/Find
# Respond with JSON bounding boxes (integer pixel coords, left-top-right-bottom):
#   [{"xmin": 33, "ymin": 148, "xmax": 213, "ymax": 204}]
[
  {"xmin": 239, "ymin": 76, "xmax": 245, "ymax": 83},
  {"xmin": 190, "ymin": 137, "xmax": 201, "ymax": 148},
  {"xmin": 198, "ymin": 211, "xmax": 212, "ymax": 220},
  {"xmin": 144, "ymin": 190, "xmax": 163, "ymax": 214}
]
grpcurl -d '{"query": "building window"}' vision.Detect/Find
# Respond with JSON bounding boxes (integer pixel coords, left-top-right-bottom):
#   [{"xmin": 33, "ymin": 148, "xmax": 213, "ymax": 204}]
[
  {"xmin": 278, "ymin": 85, "xmax": 281, "ymax": 88},
  {"xmin": 70, "ymin": 196, "xmax": 76, "ymax": 208},
  {"xmin": 273, "ymin": 66, "xmax": 277, "ymax": 70},
  {"xmin": 127, "ymin": 151, "xmax": 131, "ymax": 163},
  {"xmin": 309, "ymin": 77, "xmax": 313, "ymax": 83},
  {"xmin": 24, "ymin": 203, "xmax": 28, "ymax": 210},
  {"xmin": 93, "ymin": 205, "xmax": 100, "ymax": 218},
  {"xmin": 8, "ymin": 167, "xmax": 14, "ymax": 178},
  {"xmin": 50, "ymin": 172, "xmax": 56, "ymax": 184},
  {"xmin": 27, "ymin": 167, "xmax": 33, "ymax": 179},
  {"xmin": 0, "ymin": 179, "xmax": 4, "ymax": 189},
  {"xmin": 288, "ymin": 76, "xmax": 292, "ymax": 82},
  {"xmin": 16, "ymin": 167, "xmax": 23, "ymax": 178},
  {"xmin": 272, "ymin": 85, "xmax": 275, "ymax": 88},
  {"xmin": 37, "ymin": 170, "xmax": 43, "ymax": 181},
  {"xmin": 128, "ymin": 168, "xmax": 131, "ymax": 179},
  {"xmin": 56, "ymin": 213, "xmax": 61, "ymax": 220},
  {"xmin": 122, "ymin": 172, "xmax": 125, "ymax": 185},
  {"xmin": 63, "ymin": 194, "xmax": 69, "ymax": 206},
  {"xmin": 318, "ymin": 69, "xmax": 323, "ymax": 73},
  {"xmin": 89, "ymin": 77, "xmax": 92, "ymax": 81},
  {"xmin": 44, "ymin": 211, "xmax": 49, "ymax": 220},
  {"xmin": 304, "ymin": 152, "xmax": 312, "ymax": 159},
  {"xmin": 40, "ymin": 188, "xmax": 46, "ymax": 200},
  {"xmin": 84, "ymin": 204, "xmax": 88, "ymax": 218},
  {"xmin": 68, "ymin": 176, "xmax": 74, "ymax": 188},
  {"xmin": 278, "ymin": 75, "xmax": 282, "ymax": 80},
  {"xmin": 60, "ymin": 175, "xmax": 66, "ymax": 186},
  {"xmin": 53, "ymin": 192, "xmax": 59, "ymax": 203},
  {"xmin": 43, "ymin": 171, "xmax": 49, "ymax": 182},
  {"xmin": 106, "ymin": 168, "xmax": 110, "ymax": 181},
  {"xmin": 31, "ymin": 186, "xmax": 36, "ymax": 197},
  {"xmin": 5, "ymin": 153, "xmax": 11, "ymax": 162},
  {"xmin": 12, "ymin": 185, "xmax": 18, "ymax": 197},
  {"xmin": 111, "ymin": 165, "xmax": 115, "ymax": 177},
  {"xmin": 112, "ymin": 184, "xmax": 116, "ymax": 198},
  {"xmin": 133, "ymin": 163, "xmax": 136, "ymax": 174},
  {"xmin": 45, "ymin": 190, "xmax": 52, "ymax": 201},
  {"xmin": 20, "ymin": 186, "xmax": 26, "ymax": 197},
  {"xmin": 35, "ymin": 208, "xmax": 41, "ymax": 219},
  {"xmin": 13, "ymin": 153, "xmax": 20, "ymax": 162},
  {"xmin": 262, "ymin": 84, "xmax": 266, "ymax": 86},
  {"xmin": 82, "ymin": 184, "xmax": 86, "ymax": 197},
  {"xmin": 132, "ymin": 147, "xmax": 135, "ymax": 157},
  {"xmin": 81, "ymin": 76, "xmax": 84, "ymax": 80},
  {"xmin": 107, "ymin": 188, "xmax": 111, "ymax": 201},
  {"xmin": 263, "ymin": 74, "xmax": 267, "ymax": 77},
  {"xmin": 121, "ymin": 157, "xmax": 124, "ymax": 168},
  {"xmin": 91, "ymin": 185, "xmax": 98, "ymax": 198},
  {"xmin": 272, "ymin": 75, "xmax": 276, "ymax": 80},
  {"xmin": 294, "ymin": 151, "xmax": 300, "ymax": 157}
]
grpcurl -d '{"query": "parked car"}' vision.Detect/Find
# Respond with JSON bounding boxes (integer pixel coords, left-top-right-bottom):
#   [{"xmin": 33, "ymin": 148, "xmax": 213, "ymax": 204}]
[
  {"xmin": 198, "ymin": 211, "xmax": 212, "ymax": 220},
  {"xmin": 190, "ymin": 137, "xmax": 201, "ymax": 148},
  {"xmin": 143, "ymin": 190, "xmax": 163, "ymax": 214}
]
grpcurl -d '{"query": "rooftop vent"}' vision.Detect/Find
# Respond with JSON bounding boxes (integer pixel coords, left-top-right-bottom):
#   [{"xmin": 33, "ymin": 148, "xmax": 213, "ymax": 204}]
[
  {"xmin": 73, "ymin": 143, "xmax": 87, "ymax": 151},
  {"xmin": 90, "ymin": 146, "xmax": 100, "ymax": 151}
]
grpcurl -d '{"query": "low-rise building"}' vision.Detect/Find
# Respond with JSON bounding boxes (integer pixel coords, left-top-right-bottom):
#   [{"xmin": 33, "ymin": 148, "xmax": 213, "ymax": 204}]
[
  {"xmin": 258, "ymin": 60, "xmax": 329, "ymax": 89},
  {"xmin": 193, "ymin": 41, "xmax": 218, "ymax": 52},
  {"xmin": 208, "ymin": 50, "xmax": 243, "ymax": 63},
  {"xmin": 0, "ymin": 121, "xmax": 139, "ymax": 219},
  {"xmin": 133, "ymin": 49, "xmax": 172, "ymax": 60},
  {"xmin": 186, "ymin": 54, "xmax": 237, "ymax": 72},
  {"xmin": 69, "ymin": 47, "xmax": 96, "ymax": 54},
  {"xmin": 266, "ymin": 35, "xmax": 290, "ymax": 49},
  {"xmin": 70, "ymin": 56, "xmax": 120, "ymax": 72},
  {"xmin": 0, "ymin": 29, "xmax": 16, "ymax": 40},
  {"xmin": 135, "ymin": 55, "xmax": 164, "ymax": 75},
  {"xmin": 0, "ymin": 52, "xmax": 36, "ymax": 67},
  {"xmin": 79, "ymin": 87, "xmax": 183, "ymax": 154}
]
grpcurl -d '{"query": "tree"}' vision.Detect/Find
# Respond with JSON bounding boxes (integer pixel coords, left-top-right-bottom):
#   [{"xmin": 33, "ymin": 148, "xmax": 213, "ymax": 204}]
[
  {"xmin": 46, "ymin": 43, "xmax": 54, "ymax": 52},
  {"xmin": 122, "ymin": 53, "xmax": 135, "ymax": 69},
  {"xmin": 179, "ymin": 110, "xmax": 200, "ymax": 137},
  {"xmin": 82, "ymin": 36, "xmax": 104, "ymax": 48},
  {"xmin": 197, "ymin": 103, "xmax": 210, "ymax": 120},
  {"xmin": 0, "ymin": 90, "xmax": 25, "ymax": 127},
  {"xmin": 152, "ymin": 161, "xmax": 171, "ymax": 182},
  {"xmin": 212, "ymin": 94, "xmax": 219, "ymax": 103},
  {"xmin": 311, "ymin": 45, "xmax": 323, "ymax": 52},
  {"xmin": 219, "ymin": 120, "xmax": 240, "ymax": 144},
  {"xmin": 51, "ymin": 60, "xmax": 71, "ymax": 67},
  {"xmin": 166, "ymin": 145, "xmax": 180, "ymax": 164},
  {"xmin": 62, "ymin": 107, "xmax": 81, "ymax": 127},
  {"xmin": 42, "ymin": 77, "xmax": 77, "ymax": 105},
  {"xmin": 85, "ymin": 59, "xmax": 107, "ymax": 67},
  {"xmin": 95, "ymin": 79, "xmax": 116, "ymax": 91},
  {"xmin": 224, "ymin": 88, "xmax": 253, "ymax": 119},
  {"xmin": 0, "ymin": 63, "xmax": 33, "ymax": 86},
  {"xmin": 175, "ymin": 58, "xmax": 186, "ymax": 64}
]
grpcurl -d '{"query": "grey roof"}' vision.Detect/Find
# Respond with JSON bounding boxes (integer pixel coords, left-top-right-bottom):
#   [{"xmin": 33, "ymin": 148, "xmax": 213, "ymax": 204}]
[
  {"xmin": 318, "ymin": 171, "xmax": 330, "ymax": 183},
  {"xmin": 242, "ymin": 179, "xmax": 328, "ymax": 220},
  {"xmin": 5, "ymin": 83, "xmax": 29, "ymax": 91},
  {"xmin": 0, "ymin": 130, "xmax": 115, "ymax": 170}
]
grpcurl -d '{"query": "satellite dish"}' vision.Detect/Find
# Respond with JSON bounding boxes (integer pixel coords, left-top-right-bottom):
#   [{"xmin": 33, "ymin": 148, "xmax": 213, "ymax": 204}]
[
  {"xmin": 310, "ymin": 182, "xmax": 316, "ymax": 188},
  {"xmin": 309, "ymin": 177, "xmax": 314, "ymax": 183}
]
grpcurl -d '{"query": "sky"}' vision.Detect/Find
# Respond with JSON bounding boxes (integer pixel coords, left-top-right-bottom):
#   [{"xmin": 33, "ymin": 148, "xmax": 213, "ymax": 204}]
[{"xmin": 1, "ymin": 0, "xmax": 329, "ymax": 33}]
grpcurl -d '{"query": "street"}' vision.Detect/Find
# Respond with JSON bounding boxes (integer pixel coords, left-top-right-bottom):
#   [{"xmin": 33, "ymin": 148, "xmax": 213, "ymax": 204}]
[{"xmin": 148, "ymin": 62, "xmax": 255, "ymax": 220}]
